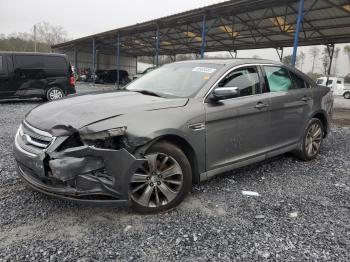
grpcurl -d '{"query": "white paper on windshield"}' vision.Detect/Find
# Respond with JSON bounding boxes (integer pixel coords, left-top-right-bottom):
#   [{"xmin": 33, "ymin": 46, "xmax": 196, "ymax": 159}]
[{"xmin": 192, "ymin": 67, "xmax": 216, "ymax": 74}]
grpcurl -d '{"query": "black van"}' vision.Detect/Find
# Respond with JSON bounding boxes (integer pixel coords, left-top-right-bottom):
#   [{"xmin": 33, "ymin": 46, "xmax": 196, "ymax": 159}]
[{"xmin": 0, "ymin": 52, "xmax": 76, "ymax": 101}]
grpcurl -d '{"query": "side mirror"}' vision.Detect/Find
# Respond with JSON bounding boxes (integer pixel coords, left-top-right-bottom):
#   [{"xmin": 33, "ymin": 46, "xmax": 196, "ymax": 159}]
[{"xmin": 210, "ymin": 87, "xmax": 240, "ymax": 101}]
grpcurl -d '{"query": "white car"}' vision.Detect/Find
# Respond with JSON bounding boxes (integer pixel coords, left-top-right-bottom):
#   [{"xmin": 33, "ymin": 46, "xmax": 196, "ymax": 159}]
[{"xmin": 316, "ymin": 77, "xmax": 350, "ymax": 99}]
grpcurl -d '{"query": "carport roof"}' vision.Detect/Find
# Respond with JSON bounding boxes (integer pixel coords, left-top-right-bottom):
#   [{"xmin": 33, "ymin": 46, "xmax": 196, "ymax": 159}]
[{"xmin": 52, "ymin": 0, "xmax": 350, "ymax": 56}]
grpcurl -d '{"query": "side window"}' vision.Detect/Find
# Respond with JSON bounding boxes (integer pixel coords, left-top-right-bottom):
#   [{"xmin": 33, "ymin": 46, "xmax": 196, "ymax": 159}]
[
  {"xmin": 337, "ymin": 80, "xmax": 342, "ymax": 84},
  {"xmin": 264, "ymin": 66, "xmax": 293, "ymax": 92},
  {"xmin": 218, "ymin": 67, "xmax": 261, "ymax": 97},
  {"xmin": 0, "ymin": 56, "xmax": 3, "ymax": 72},
  {"xmin": 289, "ymin": 71, "xmax": 306, "ymax": 89},
  {"xmin": 326, "ymin": 79, "xmax": 333, "ymax": 86},
  {"xmin": 15, "ymin": 55, "xmax": 44, "ymax": 68},
  {"xmin": 44, "ymin": 56, "xmax": 67, "ymax": 68}
]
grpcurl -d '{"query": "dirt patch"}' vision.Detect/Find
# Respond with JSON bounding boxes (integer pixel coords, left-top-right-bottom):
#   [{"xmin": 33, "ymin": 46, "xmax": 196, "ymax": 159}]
[{"xmin": 332, "ymin": 108, "xmax": 350, "ymax": 127}]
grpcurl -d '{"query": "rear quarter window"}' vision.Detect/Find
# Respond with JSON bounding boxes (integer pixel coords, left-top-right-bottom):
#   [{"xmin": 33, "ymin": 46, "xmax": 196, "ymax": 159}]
[
  {"xmin": 289, "ymin": 71, "xmax": 306, "ymax": 89},
  {"xmin": 15, "ymin": 55, "xmax": 44, "ymax": 68},
  {"xmin": 44, "ymin": 56, "xmax": 67, "ymax": 69}
]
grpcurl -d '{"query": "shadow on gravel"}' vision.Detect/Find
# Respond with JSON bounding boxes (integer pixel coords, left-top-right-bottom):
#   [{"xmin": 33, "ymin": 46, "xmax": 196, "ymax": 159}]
[{"xmin": 0, "ymin": 99, "xmax": 42, "ymax": 104}]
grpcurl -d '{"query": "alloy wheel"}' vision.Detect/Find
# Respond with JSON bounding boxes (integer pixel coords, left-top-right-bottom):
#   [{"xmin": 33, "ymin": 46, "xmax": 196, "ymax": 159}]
[
  {"xmin": 49, "ymin": 89, "xmax": 63, "ymax": 100},
  {"xmin": 130, "ymin": 153, "xmax": 183, "ymax": 208},
  {"xmin": 305, "ymin": 123, "xmax": 322, "ymax": 157}
]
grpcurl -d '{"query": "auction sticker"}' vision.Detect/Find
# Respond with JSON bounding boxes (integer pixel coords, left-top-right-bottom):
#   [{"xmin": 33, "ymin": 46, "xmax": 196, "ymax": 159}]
[{"xmin": 192, "ymin": 67, "xmax": 217, "ymax": 74}]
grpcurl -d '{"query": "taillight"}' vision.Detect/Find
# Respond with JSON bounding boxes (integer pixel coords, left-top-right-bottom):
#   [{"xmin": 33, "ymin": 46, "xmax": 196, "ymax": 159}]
[{"xmin": 69, "ymin": 76, "xmax": 75, "ymax": 87}]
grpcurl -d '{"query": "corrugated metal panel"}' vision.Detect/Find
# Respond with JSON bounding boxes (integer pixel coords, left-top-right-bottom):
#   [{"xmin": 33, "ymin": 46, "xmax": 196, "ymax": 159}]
[{"xmin": 53, "ymin": 0, "xmax": 350, "ymax": 56}]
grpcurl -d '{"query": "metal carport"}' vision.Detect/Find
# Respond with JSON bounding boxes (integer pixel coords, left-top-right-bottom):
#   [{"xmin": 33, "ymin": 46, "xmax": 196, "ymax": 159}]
[{"xmin": 52, "ymin": 0, "xmax": 350, "ymax": 82}]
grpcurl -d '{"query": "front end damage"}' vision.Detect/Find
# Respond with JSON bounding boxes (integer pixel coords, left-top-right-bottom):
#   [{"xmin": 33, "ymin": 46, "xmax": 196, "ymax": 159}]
[{"xmin": 14, "ymin": 121, "xmax": 146, "ymax": 204}]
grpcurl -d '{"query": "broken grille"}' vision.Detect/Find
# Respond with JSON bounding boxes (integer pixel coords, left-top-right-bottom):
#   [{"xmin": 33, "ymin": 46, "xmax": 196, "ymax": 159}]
[{"xmin": 18, "ymin": 121, "xmax": 54, "ymax": 151}]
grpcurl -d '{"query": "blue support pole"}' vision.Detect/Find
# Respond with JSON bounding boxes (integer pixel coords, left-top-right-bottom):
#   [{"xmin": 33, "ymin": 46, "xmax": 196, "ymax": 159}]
[
  {"xmin": 200, "ymin": 14, "xmax": 206, "ymax": 59},
  {"xmin": 291, "ymin": 0, "xmax": 304, "ymax": 67},
  {"xmin": 92, "ymin": 38, "xmax": 96, "ymax": 83},
  {"xmin": 116, "ymin": 32, "xmax": 120, "ymax": 88},
  {"xmin": 74, "ymin": 45, "xmax": 78, "ymax": 76},
  {"xmin": 155, "ymin": 25, "xmax": 160, "ymax": 67}
]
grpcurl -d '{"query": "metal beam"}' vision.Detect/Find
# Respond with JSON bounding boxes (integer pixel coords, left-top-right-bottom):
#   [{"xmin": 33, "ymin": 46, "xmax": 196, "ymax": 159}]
[
  {"xmin": 116, "ymin": 32, "xmax": 120, "ymax": 88},
  {"xmin": 155, "ymin": 24, "xmax": 160, "ymax": 67},
  {"xmin": 92, "ymin": 38, "xmax": 96, "ymax": 84},
  {"xmin": 291, "ymin": 0, "xmax": 304, "ymax": 66},
  {"xmin": 275, "ymin": 47, "xmax": 284, "ymax": 62},
  {"xmin": 74, "ymin": 46, "xmax": 78, "ymax": 76},
  {"xmin": 200, "ymin": 14, "xmax": 206, "ymax": 59},
  {"xmin": 326, "ymin": 43, "xmax": 335, "ymax": 77}
]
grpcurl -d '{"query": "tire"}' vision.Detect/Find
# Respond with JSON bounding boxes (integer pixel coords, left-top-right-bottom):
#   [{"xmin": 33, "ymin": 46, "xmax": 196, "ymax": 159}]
[
  {"xmin": 46, "ymin": 87, "xmax": 64, "ymax": 101},
  {"xmin": 130, "ymin": 142, "xmax": 192, "ymax": 214},
  {"xmin": 293, "ymin": 118, "xmax": 324, "ymax": 161},
  {"xmin": 344, "ymin": 92, "xmax": 350, "ymax": 99}
]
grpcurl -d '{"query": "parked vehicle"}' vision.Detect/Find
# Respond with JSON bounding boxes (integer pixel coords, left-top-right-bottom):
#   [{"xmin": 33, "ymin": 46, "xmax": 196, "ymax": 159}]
[
  {"xmin": 132, "ymin": 67, "xmax": 156, "ymax": 80},
  {"xmin": 316, "ymin": 76, "xmax": 350, "ymax": 99},
  {"xmin": 0, "ymin": 52, "xmax": 76, "ymax": 101},
  {"xmin": 14, "ymin": 59, "xmax": 333, "ymax": 213},
  {"xmin": 95, "ymin": 69, "xmax": 130, "ymax": 85}
]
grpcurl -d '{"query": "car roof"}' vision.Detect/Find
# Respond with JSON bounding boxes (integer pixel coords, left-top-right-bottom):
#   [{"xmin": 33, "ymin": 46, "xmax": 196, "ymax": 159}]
[
  {"xmin": 0, "ymin": 51, "xmax": 67, "ymax": 58},
  {"xmin": 174, "ymin": 58, "xmax": 283, "ymax": 66}
]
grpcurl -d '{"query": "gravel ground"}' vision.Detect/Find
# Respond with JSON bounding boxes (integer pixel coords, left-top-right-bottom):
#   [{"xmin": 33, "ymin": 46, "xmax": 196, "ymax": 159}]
[{"xmin": 1, "ymin": 84, "xmax": 350, "ymax": 261}]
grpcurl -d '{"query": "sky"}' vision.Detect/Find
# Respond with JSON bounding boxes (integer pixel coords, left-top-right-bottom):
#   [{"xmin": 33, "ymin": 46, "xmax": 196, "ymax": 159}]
[{"xmin": 0, "ymin": 0, "xmax": 349, "ymax": 76}]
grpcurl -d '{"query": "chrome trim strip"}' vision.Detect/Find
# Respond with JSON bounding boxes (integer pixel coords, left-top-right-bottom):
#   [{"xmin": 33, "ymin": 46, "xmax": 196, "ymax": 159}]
[{"xmin": 23, "ymin": 120, "xmax": 53, "ymax": 138}]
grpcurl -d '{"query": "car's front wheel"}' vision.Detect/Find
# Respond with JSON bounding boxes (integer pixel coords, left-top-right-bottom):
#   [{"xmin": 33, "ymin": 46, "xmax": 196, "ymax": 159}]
[
  {"xmin": 294, "ymin": 118, "xmax": 324, "ymax": 161},
  {"xmin": 130, "ymin": 142, "xmax": 192, "ymax": 213},
  {"xmin": 344, "ymin": 92, "xmax": 350, "ymax": 99},
  {"xmin": 46, "ymin": 87, "xmax": 64, "ymax": 101}
]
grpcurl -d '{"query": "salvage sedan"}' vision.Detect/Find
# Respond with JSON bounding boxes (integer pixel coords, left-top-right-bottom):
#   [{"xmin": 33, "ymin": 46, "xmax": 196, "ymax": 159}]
[{"xmin": 14, "ymin": 59, "xmax": 333, "ymax": 213}]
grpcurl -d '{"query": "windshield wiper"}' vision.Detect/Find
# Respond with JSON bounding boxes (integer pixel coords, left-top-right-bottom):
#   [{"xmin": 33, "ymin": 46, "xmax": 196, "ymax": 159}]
[{"xmin": 131, "ymin": 89, "xmax": 163, "ymax": 97}]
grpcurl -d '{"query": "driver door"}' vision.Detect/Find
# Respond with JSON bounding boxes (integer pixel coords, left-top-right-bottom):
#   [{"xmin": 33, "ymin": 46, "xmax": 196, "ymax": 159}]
[{"xmin": 204, "ymin": 66, "xmax": 271, "ymax": 173}]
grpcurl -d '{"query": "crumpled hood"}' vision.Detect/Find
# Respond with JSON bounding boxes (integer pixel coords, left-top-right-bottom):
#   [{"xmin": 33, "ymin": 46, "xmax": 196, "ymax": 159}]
[{"xmin": 25, "ymin": 91, "xmax": 188, "ymax": 133}]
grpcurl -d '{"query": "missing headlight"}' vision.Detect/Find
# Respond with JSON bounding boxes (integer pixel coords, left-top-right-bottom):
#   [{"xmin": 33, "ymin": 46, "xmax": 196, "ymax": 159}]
[
  {"xmin": 80, "ymin": 127, "xmax": 127, "ymax": 140},
  {"xmin": 79, "ymin": 127, "xmax": 130, "ymax": 150},
  {"xmin": 82, "ymin": 135, "xmax": 131, "ymax": 150}
]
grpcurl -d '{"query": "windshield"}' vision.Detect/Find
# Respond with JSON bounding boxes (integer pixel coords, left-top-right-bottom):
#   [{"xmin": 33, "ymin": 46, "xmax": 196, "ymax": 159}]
[{"xmin": 127, "ymin": 63, "xmax": 223, "ymax": 98}]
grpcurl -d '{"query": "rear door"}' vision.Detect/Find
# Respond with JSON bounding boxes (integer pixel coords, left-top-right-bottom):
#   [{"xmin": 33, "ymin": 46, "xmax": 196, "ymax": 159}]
[
  {"xmin": 205, "ymin": 65, "xmax": 271, "ymax": 172},
  {"xmin": 13, "ymin": 54, "xmax": 47, "ymax": 96},
  {"xmin": 262, "ymin": 65, "xmax": 313, "ymax": 150}
]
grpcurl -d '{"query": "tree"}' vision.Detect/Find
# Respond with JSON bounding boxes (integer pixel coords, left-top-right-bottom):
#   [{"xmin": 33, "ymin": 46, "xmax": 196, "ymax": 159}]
[
  {"xmin": 332, "ymin": 47, "xmax": 340, "ymax": 75},
  {"xmin": 344, "ymin": 45, "xmax": 350, "ymax": 73},
  {"xmin": 309, "ymin": 46, "xmax": 319, "ymax": 73},
  {"xmin": 298, "ymin": 51, "xmax": 305, "ymax": 71},
  {"xmin": 0, "ymin": 22, "xmax": 69, "ymax": 53},
  {"xmin": 321, "ymin": 48, "xmax": 331, "ymax": 76},
  {"xmin": 306, "ymin": 71, "xmax": 322, "ymax": 81},
  {"xmin": 282, "ymin": 55, "xmax": 292, "ymax": 65}
]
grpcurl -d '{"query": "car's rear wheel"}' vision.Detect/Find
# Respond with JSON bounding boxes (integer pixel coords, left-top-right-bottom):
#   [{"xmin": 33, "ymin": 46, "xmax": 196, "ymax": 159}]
[
  {"xmin": 130, "ymin": 142, "xmax": 192, "ymax": 214},
  {"xmin": 46, "ymin": 87, "xmax": 64, "ymax": 101},
  {"xmin": 293, "ymin": 118, "xmax": 324, "ymax": 161},
  {"xmin": 344, "ymin": 92, "xmax": 350, "ymax": 99}
]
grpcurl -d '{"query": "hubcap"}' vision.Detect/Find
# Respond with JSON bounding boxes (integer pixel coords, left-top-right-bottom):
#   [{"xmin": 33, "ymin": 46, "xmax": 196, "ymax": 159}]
[
  {"xmin": 49, "ymin": 89, "xmax": 63, "ymax": 100},
  {"xmin": 345, "ymin": 93, "xmax": 350, "ymax": 99},
  {"xmin": 305, "ymin": 123, "xmax": 322, "ymax": 157},
  {"xmin": 130, "ymin": 153, "xmax": 183, "ymax": 208}
]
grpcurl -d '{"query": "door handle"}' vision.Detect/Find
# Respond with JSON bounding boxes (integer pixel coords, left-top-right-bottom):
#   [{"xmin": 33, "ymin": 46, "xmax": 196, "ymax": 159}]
[
  {"xmin": 301, "ymin": 96, "xmax": 311, "ymax": 102},
  {"xmin": 254, "ymin": 102, "xmax": 268, "ymax": 109}
]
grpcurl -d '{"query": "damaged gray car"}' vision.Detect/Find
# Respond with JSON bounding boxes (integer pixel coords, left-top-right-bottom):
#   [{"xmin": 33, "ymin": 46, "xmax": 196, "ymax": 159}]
[{"xmin": 14, "ymin": 59, "xmax": 333, "ymax": 213}]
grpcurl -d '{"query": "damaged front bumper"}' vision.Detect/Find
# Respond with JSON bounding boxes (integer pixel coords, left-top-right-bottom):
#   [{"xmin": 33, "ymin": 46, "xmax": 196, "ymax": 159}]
[{"xmin": 14, "ymin": 124, "xmax": 145, "ymax": 205}]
